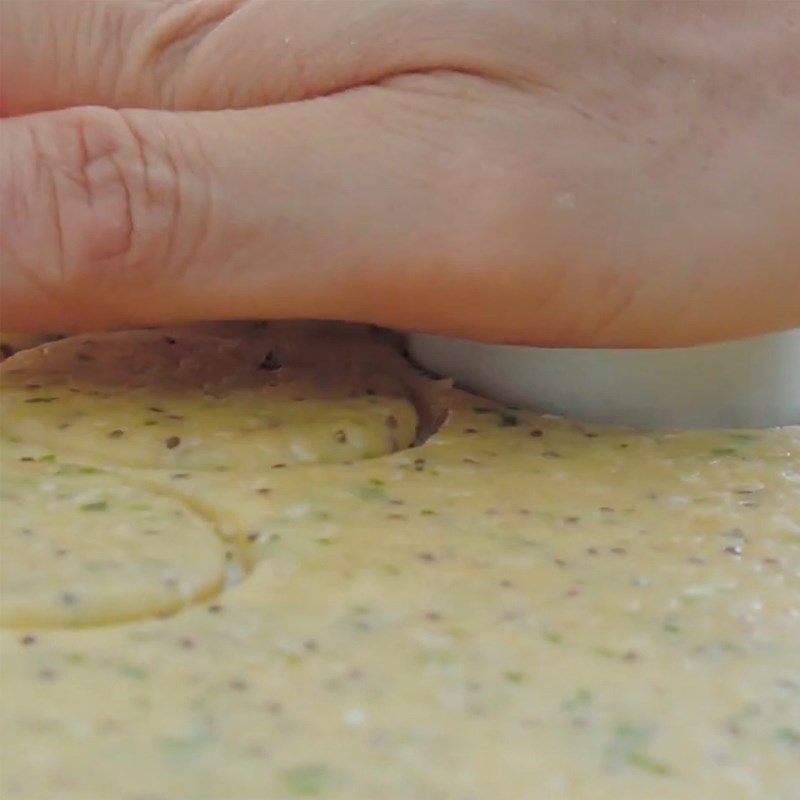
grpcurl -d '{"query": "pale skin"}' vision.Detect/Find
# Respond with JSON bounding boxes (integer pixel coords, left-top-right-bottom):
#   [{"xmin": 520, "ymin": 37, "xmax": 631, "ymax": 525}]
[{"xmin": 0, "ymin": 0, "xmax": 798, "ymax": 346}]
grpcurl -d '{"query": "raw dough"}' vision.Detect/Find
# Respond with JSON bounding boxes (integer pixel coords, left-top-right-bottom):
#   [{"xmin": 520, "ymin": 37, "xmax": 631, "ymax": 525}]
[
  {"xmin": 1, "ymin": 322, "xmax": 798, "ymax": 800},
  {"xmin": 0, "ymin": 328, "xmax": 418, "ymax": 470},
  {"xmin": 0, "ymin": 333, "xmax": 62, "ymax": 361},
  {"xmin": 0, "ymin": 459, "xmax": 227, "ymax": 627}
]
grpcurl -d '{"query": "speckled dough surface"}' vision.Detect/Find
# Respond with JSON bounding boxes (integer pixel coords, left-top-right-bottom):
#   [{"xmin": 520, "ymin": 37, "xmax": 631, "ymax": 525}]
[
  {"xmin": 0, "ymin": 327, "xmax": 418, "ymax": 469},
  {"xmin": 0, "ymin": 460, "xmax": 227, "ymax": 628},
  {"xmin": 0, "ymin": 323, "xmax": 798, "ymax": 800}
]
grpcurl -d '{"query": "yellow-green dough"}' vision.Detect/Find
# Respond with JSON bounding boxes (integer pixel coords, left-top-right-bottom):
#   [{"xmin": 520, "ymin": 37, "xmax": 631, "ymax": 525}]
[
  {"xmin": 1, "ymin": 322, "xmax": 798, "ymax": 800},
  {"xmin": 0, "ymin": 328, "xmax": 418, "ymax": 470},
  {"xmin": 0, "ymin": 459, "xmax": 227, "ymax": 628}
]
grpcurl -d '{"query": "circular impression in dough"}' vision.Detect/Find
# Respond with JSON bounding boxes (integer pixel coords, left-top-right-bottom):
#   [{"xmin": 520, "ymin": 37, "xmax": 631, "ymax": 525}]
[
  {"xmin": 0, "ymin": 329, "xmax": 419, "ymax": 470},
  {"xmin": 0, "ymin": 460, "xmax": 226, "ymax": 628}
]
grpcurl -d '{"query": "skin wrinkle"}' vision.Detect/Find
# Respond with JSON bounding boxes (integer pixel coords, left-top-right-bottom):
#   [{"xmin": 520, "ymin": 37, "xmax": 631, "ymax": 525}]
[
  {"xmin": 158, "ymin": 125, "xmax": 182, "ymax": 278},
  {"xmin": 104, "ymin": 3, "xmax": 137, "ymax": 108},
  {"xmin": 110, "ymin": 122, "xmax": 144, "ymax": 276},
  {"xmin": 1, "ymin": 120, "xmax": 66, "ymax": 317},
  {"xmin": 6, "ymin": 110, "xmax": 163, "ymax": 318},
  {"xmin": 120, "ymin": 2, "xmax": 527, "ymax": 111},
  {"xmin": 0, "ymin": 134, "xmax": 31, "ymax": 266},
  {"xmin": 26, "ymin": 122, "xmax": 67, "ymax": 295},
  {"xmin": 184, "ymin": 121, "xmax": 217, "ymax": 286},
  {"xmin": 75, "ymin": 1, "xmax": 105, "ymax": 105},
  {"xmin": 51, "ymin": 1, "xmax": 70, "ymax": 106},
  {"xmin": 72, "ymin": 118, "xmax": 94, "ymax": 202},
  {"xmin": 188, "ymin": 114, "xmax": 254, "ymax": 298},
  {"xmin": 133, "ymin": 0, "xmax": 248, "ymax": 107},
  {"xmin": 91, "ymin": 110, "xmax": 189, "ymax": 294},
  {"xmin": 161, "ymin": 114, "xmax": 218, "ymax": 296},
  {"xmin": 72, "ymin": 111, "xmax": 137, "ymax": 268},
  {"xmin": 128, "ymin": 113, "xmax": 214, "ymax": 287}
]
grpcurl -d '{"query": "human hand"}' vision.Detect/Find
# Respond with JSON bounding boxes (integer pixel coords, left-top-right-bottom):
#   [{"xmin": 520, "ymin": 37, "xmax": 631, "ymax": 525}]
[{"xmin": 2, "ymin": 0, "xmax": 798, "ymax": 345}]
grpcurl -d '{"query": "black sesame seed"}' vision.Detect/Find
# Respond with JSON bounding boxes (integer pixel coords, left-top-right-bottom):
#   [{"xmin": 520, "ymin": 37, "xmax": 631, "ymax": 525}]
[
  {"xmin": 61, "ymin": 592, "xmax": 78, "ymax": 606},
  {"xmin": 258, "ymin": 350, "xmax": 282, "ymax": 371},
  {"xmin": 622, "ymin": 651, "xmax": 640, "ymax": 662}
]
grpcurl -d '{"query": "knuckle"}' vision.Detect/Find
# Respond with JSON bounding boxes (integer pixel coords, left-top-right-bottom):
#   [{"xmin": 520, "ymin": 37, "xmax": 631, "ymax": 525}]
[{"xmin": 37, "ymin": 107, "xmax": 189, "ymax": 296}]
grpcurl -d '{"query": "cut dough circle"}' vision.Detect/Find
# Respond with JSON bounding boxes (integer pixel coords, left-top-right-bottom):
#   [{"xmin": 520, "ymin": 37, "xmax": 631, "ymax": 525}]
[
  {"xmin": 0, "ymin": 329, "xmax": 418, "ymax": 470},
  {"xmin": 0, "ymin": 460, "xmax": 226, "ymax": 628}
]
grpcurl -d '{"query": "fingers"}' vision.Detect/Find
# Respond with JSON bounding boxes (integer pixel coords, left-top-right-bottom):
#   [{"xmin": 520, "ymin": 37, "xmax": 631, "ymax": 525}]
[
  {"xmin": 1, "ymin": 104, "xmax": 217, "ymax": 329},
  {"xmin": 0, "ymin": 0, "xmax": 525, "ymax": 116},
  {"xmin": 3, "ymin": 79, "xmax": 798, "ymax": 344},
  {"xmin": 0, "ymin": 85, "xmax": 491, "ymax": 332},
  {"xmin": 0, "ymin": 0, "xmax": 149, "ymax": 115}
]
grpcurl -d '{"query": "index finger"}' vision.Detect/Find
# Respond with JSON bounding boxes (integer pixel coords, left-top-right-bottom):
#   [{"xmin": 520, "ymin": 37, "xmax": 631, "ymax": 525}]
[{"xmin": 0, "ymin": 0, "xmax": 517, "ymax": 116}]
